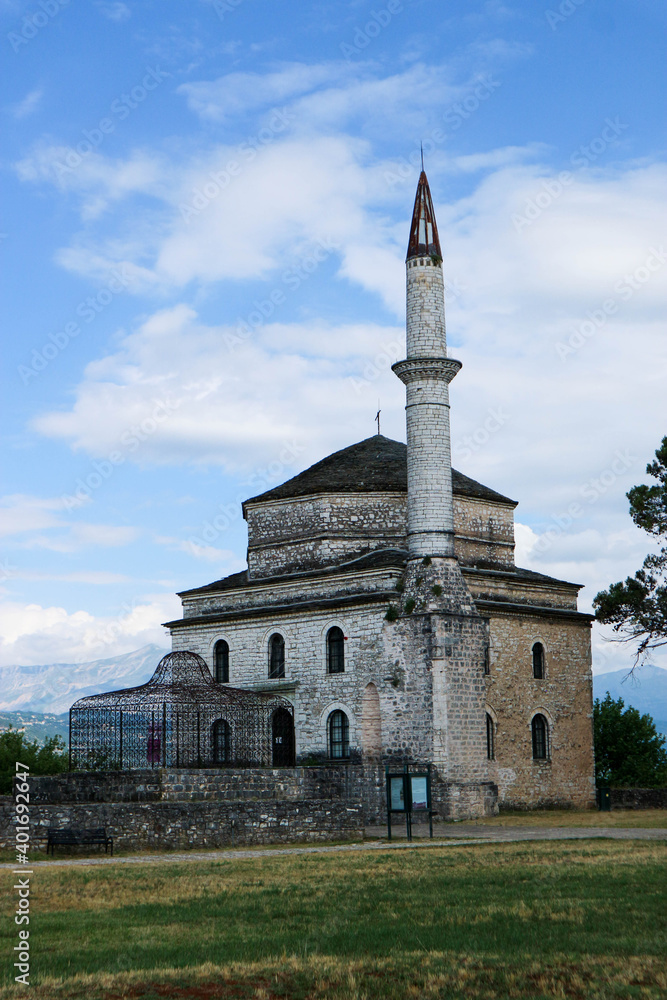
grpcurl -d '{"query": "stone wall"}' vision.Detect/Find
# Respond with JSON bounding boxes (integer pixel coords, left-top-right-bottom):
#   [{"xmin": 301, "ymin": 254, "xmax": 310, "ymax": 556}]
[
  {"xmin": 0, "ymin": 767, "xmax": 365, "ymax": 852},
  {"xmin": 245, "ymin": 493, "xmax": 406, "ymax": 577},
  {"xmin": 453, "ymin": 496, "xmax": 516, "ymax": 569},
  {"xmin": 606, "ymin": 787, "xmax": 667, "ymax": 810},
  {"xmin": 484, "ymin": 608, "xmax": 595, "ymax": 809}
]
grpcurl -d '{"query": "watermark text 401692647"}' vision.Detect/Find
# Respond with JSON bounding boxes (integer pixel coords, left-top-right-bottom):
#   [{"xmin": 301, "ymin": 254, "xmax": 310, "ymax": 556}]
[{"xmin": 13, "ymin": 762, "xmax": 32, "ymax": 986}]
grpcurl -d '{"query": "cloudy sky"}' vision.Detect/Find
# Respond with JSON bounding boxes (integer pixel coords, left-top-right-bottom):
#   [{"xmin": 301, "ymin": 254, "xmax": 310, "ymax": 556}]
[{"xmin": 1, "ymin": 0, "xmax": 665, "ymax": 675}]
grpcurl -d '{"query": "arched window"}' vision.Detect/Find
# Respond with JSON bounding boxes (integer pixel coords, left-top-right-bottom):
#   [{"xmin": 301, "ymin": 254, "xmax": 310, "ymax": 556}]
[
  {"xmin": 214, "ymin": 640, "xmax": 229, "ymax": 683},
  {"xmin": 532, "ymin": 642, "xmax": 545, "ymax": 679},
  {"xmin": 268, "ymin": 633, "xmax": 285, "ymax": 679},
  {"xmin": 486, "ymin": 713, "xmax": 495, "ymax": 760},
  {"xmin": 532, "ymin": 714, "xmax": 549, "ymax": 760},
  {"xmin": 212, "ymin": 719, "xmax": 230, "ymax": 764},
  {"xmin": 328, "ymin": 709, "xmax": 350, "ymax": 759},
  {"xmin": 327, "ymin": 626, "xmax": 345, "ymax": 674}
]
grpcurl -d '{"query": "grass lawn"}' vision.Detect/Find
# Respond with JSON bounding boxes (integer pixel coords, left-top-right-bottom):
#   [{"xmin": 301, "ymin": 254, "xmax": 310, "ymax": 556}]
[
  {"xmin": 1, "ymin": 840, "xmax": 666, "ymax": 999},
  {"xmin": 459, "ymin": 808, "xmax": 667, "ymax": 829}
]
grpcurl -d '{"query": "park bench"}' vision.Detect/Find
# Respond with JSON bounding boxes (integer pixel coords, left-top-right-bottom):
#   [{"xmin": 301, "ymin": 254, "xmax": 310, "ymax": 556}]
[{"xmin": 46, "ymin": 827, "xmax": 113, "ymax": 856}]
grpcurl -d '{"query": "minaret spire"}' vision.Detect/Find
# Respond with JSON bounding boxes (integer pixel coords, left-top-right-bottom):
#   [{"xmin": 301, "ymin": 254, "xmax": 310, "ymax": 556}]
[{"xmin": 407, "ymin": 170, "xmax": 442, "ymax": 261}]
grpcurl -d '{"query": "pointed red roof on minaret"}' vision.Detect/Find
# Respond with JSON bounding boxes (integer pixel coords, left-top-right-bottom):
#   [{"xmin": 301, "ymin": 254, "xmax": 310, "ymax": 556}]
[{"xmin": 406, "ymin": 171, "xmax": 442, "ymax": 261}]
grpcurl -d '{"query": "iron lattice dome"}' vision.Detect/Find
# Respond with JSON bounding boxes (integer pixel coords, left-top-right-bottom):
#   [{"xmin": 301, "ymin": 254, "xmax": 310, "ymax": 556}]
[{"xmin": 69, "ymin": 651, "xmax": 295, "ymax": 770}]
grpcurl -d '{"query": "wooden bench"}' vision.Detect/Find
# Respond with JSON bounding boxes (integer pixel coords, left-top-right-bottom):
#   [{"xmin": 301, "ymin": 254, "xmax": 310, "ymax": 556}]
[{"xmin": 46, "ymin": 827, "xmax": 113, "ymax": 856}]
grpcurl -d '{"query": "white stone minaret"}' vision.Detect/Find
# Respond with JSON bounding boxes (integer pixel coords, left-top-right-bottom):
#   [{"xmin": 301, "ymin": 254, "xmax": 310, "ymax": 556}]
[
  {"xmin": 387, "ymin": 171, "xmax": 494, "ymax": 818},
  {"xmin": 392, "ymin": 171, "xmax": 462, "ymax": 559}
]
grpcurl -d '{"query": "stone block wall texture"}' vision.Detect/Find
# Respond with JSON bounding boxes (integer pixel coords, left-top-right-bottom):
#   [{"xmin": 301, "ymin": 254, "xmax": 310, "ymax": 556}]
[
  {"xmin": 607, "ymin": 787, "xmax": 667, "ymax": 809},
  {"xmin": 244, "ymin": 492, "xmax": 519, "ymax": 579},
  {"xmin": 453, "ymin": 497, "xmax": 516, "ymax": 568},
  {"xmin": 246, "ymin": 494, "xmax": 407, "ymax": 577},
  {"xmin": 0, "ymin": 767, "xmax": 365, "ymax": 851},
  {"xmin": 406, "ymin": 258, "xmax": 447, "ymax": 356},
  {"xmin": 484, "ymin": 610, "xmax": 595, "ymax": 808}
]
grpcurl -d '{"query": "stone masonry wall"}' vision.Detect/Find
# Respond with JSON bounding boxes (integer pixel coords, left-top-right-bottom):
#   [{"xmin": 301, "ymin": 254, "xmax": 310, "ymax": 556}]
[
  {"xmin": 453, "ymin": 497, "xmax": 516, "ymax": 568},
  {"xmin": 485, "ymin": 609, "xmax": 595, "ymax": 808},
  {"xmin": 246, "ymin": 493, "xmax": 406, "ymax": 577},
  {"xmin": 0, "ymin": 767, "xmax": 365, "ymax": 851}
]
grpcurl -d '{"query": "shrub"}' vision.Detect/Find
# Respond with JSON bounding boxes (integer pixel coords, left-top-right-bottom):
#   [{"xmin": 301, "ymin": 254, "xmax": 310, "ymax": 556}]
[
  {"xmin": 594, "ymin": 694, "xmax": 667, "ymax": 786},
  {"xmin": 0, "ymin": 726, "xmax": 68, "ymax": 794},
  {"xmin": 385, "ymin": 605, "xmax": 399, "ymax": 622}
]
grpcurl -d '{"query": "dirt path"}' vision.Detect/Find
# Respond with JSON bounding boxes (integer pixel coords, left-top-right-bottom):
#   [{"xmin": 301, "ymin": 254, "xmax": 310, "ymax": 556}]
[{"xmin": 1, "ymin": 825, "xmax": 664, "ymax": 869}]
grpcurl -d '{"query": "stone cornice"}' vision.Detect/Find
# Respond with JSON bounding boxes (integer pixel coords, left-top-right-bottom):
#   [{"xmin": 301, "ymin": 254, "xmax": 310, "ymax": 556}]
[
  {"xmin": 474, "ymin": 598, "xmax": 594, "ymax": 625},
  {"xmin": 392, "ymin": 356, "xmax": 462, "ymax": 385},
  {"xmin": 166, "ymin": 590, "xmax": 395, "ymax": 629}
]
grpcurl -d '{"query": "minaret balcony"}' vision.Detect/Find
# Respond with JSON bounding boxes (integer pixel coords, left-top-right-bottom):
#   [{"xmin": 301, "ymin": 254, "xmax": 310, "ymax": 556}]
[{"xmin": 392, "ymin": 356, "xmax": 462, "ymax": 386}]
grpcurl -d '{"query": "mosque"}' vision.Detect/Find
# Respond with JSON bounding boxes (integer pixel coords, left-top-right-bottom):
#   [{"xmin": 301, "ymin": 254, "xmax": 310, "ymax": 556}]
[{"xmin": 164, "ymin": 170, "xmax": 596, "ymax": 819}]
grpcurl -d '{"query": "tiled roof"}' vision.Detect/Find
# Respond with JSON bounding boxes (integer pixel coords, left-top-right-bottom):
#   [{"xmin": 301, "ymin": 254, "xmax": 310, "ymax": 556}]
[{"xmin": 243, "ymin": 435, "xmax": 517, "ymax": 509}]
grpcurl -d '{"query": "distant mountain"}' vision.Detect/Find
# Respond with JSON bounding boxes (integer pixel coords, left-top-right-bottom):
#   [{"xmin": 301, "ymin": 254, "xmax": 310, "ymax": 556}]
[
  {"xmin": 594, "ymin": 665, "xmax": 667, "ymax": 737},
  {"xmin": 0, "ymin": 644, "xmax": 169, "ymax": 715},
  {"xmin": 0, "ymin": 710, "xmax": 70, "ymax": 745}
]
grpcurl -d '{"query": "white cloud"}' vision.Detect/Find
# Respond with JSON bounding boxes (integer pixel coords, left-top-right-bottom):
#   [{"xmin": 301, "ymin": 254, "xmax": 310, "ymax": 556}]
[
  {"xmin": 0, "ymin": 494, "xmax": 141, "ymax": 552},
  {"xmin": 95, "ymin": 0, "xmax": 130, "ymax": 21},
  {"xmin": 9, "ymin": 86, "xmax": 43, "ymax": 119},
  {"xmin": 0, "ymin": 594, "xmax": 179, "ymax": 667},
  {"xmin": 31, "ymin": 306, "xmax": 406, "ymax": 471},
  {"xmin": 0, "ymin": 494, "xmax": 67, "ymax": 537}
]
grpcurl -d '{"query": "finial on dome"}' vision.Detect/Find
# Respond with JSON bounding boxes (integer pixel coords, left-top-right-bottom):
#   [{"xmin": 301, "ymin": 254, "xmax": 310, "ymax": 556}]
[{"xmin": 406, "ymin": 169, "xmax": 442, "ymax": 261}]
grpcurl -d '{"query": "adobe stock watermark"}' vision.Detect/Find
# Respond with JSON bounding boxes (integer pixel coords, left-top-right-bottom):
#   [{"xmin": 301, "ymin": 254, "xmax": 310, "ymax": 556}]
[
  {"xmin": 224, "ymin": 237, "xmax": 340, "ymax": 351},
  {"xmin": 18, "ymin": 266, "xmax": 132, "ymax": 385},
  {"xmin": 61, "ymin": 396, "xmax": 183, "ymax": 511},
  {"xmin": 512, "ymin": 117, "xmax": 629, "ymax": 233},
  {"xmin": 452, "ymin": 407, "xmax": 509, "ymax": 462},
  {"xmin": 13, "ymin": 762, "xmax": 32, "ymax": 985},
  {"xmin": 545, "ymin": 0, "xmax": 589, "ymax": 31},
  {"xmin": 187, "ymin": 441, "xmax": 305, "ymax": 555},
  {"xmin": 8, "ymin": 0, "xmax": 69, "ymax": 54},
  {"xmin": 533, "ymin": 449, "xmax": 637, "ymax": 554},
  {"xmin": 555, "ymin": 246, "xmax": 666, "ymax": 361},
  {"xmin": 50, "ymin": 67, "xmax": 170, "ymax": 180},
  {"xmin": 348, "ymin": 340, "xmax": 403, "ymax": 393},
  {"xmin": 340, "ymin": 1, "xmax": 403, "ymax": 61},
  {"xmin": 179, "ymin": 108, "xmax": 295, "ymax": 223},
  {"xmin": 384, "ymin": 77, "xmax": 501, "ymax": 188},
  {"xmin": 212, "ymin": 0, "xmax": 246, "ymax": 18}
]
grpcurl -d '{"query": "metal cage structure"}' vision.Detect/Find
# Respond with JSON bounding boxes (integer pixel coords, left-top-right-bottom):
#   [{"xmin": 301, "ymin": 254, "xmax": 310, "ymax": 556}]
[{"xmin": 69, "ymin": 651, "xmax": 295, "ymax": 770}]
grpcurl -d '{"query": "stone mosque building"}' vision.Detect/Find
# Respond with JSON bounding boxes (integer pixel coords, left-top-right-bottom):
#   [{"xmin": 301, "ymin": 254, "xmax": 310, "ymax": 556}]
[{"xmin": 165, "ymin": 171, "xmax": 596, "ymax": 819}]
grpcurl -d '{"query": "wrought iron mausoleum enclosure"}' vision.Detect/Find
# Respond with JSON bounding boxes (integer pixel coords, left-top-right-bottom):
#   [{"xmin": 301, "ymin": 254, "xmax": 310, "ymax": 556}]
[{"xmin": 69, "ymin": 651, "xmax": 295, "ymax": 770}]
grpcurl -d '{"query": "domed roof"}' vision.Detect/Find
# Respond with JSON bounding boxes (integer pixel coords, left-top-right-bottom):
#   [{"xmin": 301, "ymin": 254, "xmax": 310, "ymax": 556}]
[{"xmin": 243, "ymin": 435, "xmax": 516, "ymax": 510}]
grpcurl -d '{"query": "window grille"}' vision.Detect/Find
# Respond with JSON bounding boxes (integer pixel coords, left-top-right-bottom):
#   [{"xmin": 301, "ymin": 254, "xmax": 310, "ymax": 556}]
[
  {"xmin": 486, "ymin": 713, "xmax": 495, "ymax": 760},
  {"xmin": 532, "ymin": 642, "xmax": 545, "ymax": 679},
  {"xmin": 329, "ymin": 709, "xmax": 350, "ymax": 759},
  {"xmin": 214, "ymin": 640, "xmax": 229, "ymax": 683},
  {"xmin": 268, "ymin": 633, "xmax": 285, "ymax": 679},
  {"xmin": 212, "ymin": 718, "xmax": 230, "ymax": 763},
  {"xmin": 327, "ymin": 627, "xmax": 345, "ymax": 674},
  {"xmin": 532, "ymin": 714, "xmax": 549, "ymax": 760}
]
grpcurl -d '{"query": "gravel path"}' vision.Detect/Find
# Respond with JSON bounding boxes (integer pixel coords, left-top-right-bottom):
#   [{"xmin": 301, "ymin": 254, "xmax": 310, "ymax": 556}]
[{"xmin": 1, "ymin": 826, "xmax": 664, "ymax": 869}]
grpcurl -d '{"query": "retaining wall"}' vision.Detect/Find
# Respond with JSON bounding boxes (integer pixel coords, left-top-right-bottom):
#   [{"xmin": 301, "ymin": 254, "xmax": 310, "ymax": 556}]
[{"xmin": 1, "ymin": 766, "xmax": 365, "ymax": 852}]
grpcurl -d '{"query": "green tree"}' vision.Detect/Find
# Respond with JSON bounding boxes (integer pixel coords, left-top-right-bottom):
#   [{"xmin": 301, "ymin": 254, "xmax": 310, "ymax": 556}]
[
  {"xmin": 593, "ymin": 694, "xmax": 667, "ymax": 787},
  {"xmin": 0, "ymin": 726, "xmax": 68, "ymax": 794},
  {"xmin": 594, "ymin": 436, "xmax": 667, "ymax": 665}
]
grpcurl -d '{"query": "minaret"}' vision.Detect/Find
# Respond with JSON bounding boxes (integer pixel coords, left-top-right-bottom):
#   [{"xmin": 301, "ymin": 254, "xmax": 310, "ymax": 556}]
[
  {"xmin": 392, "ymin": 171, "xmax": 462, "ymax": 560},
  {"xmin": 386, "ymin": 170, "xmax": 494, "ymax": 818}
]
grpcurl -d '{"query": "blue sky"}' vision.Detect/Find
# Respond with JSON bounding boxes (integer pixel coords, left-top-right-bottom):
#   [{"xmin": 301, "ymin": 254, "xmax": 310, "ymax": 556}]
[{"xmin": 1, "ymin": 0, "xmax": 665, "ymax": 676}]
